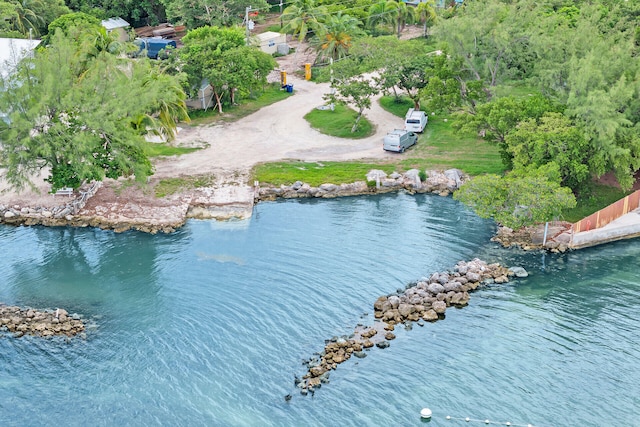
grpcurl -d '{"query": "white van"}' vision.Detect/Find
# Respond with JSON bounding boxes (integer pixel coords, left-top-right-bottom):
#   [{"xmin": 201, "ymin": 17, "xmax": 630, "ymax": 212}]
[
  {"xmin": 383, "ymin": 129, "xmax": 418, "ymax": 152},
  {"xmin": 405, "ymin": 108, "xmax": 428, "ymax": 133}
]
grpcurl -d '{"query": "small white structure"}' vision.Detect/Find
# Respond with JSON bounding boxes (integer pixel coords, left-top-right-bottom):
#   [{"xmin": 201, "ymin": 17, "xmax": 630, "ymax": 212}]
[
  {"xmin": 0, "ymin": 38, "xmax": 41, "ymax": 80},
  {"xmin": 101, "ymin": 17, "xmax": 131, "ymax": 42},
  {"xmin": 0, "ymin": 38, "xmax": 41, "ymax": 123},
  {"xmin": 185, "ymin": 79, "xmax": 214, "ymax": 111},
  {"xmin": 254, "ymin": 31, "xmax": 287, "ymax": 55}
]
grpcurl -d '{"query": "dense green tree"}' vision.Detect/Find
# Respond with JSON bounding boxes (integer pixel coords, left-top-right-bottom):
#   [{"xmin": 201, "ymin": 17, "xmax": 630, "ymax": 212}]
[
  {"xmin": 377, "ymin": 54, "xmax": 434, "ymax": 110},
  {"xmin": 506, "ymin": 112, "xmax": 594, "ymax": 190},
  {"xmin": 220, "ymin": 45, "xmax": 276, "ymax": 104},
  {"xmin": 310, "ymin": 11, "xmax": 363, "ymax": 63},
  {"xmin": 453, "ymin": 165, "xmax": 576, "ymax": 229},
  {"xmin": 530, "ymin": 2, "xmax": 640, "ymax": 189},
  {"xmin": 436, "ymin": 0, "xmax": 533, "ymax": 86},
  {"xmin": 454, "ymin": 94, "xmax": 561, "ymax": 167},
  {"xmin": 282, "ymin": 0, "xmax": 327, "ymax": 43},
  {"xmin": 420, "ymin": 51, "xmax": 486, "ymax": 112},
  {"xmin": 0, "ymin": 30, "xmax": 188, "ymax": 191},
  {"xmin": 161, "ymin": 0, "xmax": 267, "ymax": 29},
  {"xmin": 179, "ymin": 26, "xmax": 275, "ymax": 113}
]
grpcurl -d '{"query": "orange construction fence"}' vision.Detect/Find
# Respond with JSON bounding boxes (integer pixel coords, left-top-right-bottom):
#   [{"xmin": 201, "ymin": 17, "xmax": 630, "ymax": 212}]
[{"xmin": 573, "ymin": 189, "xmax": 640, "ymax": 233}]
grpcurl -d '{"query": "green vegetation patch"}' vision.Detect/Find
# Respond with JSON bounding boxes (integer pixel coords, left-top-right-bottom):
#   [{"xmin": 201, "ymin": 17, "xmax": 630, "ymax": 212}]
[
  {"xmin": 304, "ymin": 104, "xmax": 374, "ymax": 139},
  {"xmin": 562, "ymin": 183, "xmax": 632, "ymax": 223},
  {"xmin": 399, "ymin": 113, "xmax": 505, "ymax": 176},
  {"xmin": 142, "ymin": 142, "xmax": 201, "ymax": 157},
  {"xmin": 253, "ymin": 161, "xmax": 396, "ymax": 187},
  {"xmin": 155, "ymin": 174, "xmax": 216, "ymax": 198},
  {"xmin": 188, "ymin": 83, "xmax": 293, "ymax": 126},
  {"xmin": 379, "ymin": 95, "xmax": 413, "ymax": 118}
]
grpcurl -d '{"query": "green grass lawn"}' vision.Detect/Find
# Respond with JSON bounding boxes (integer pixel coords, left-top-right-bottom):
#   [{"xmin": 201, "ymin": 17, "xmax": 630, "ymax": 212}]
[
  {"xmin": 377, "ymin": 96, "xmax": 505, "ymax": 175},
  {"xmin": 403, "ymin": 113, "xmax": 505, "ymax": 175},
  {"xmin": 188, "ymin": 83, "xmax": 293, "ymax": 126},
  {"xmin": 142, "ymin": 141, "xmax": 200, "ymax": 157},
  {"xmin": 304, "ymin": 104, "xmax": 375, "ymax": 139},
  {"xmin": 562, "ymin": 183, "xmax": 632, "ymax": 223},
  {"xmin": 253, "ymin": 161, "xmax": 397, "ymax": 187},
  {"xmin": 379, "ymin": 95, "xmax": 413, "ymax": 118}
]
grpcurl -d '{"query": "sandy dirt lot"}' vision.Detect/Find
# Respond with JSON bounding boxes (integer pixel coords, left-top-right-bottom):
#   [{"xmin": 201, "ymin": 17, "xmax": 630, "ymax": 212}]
[{"xmin": 0, "ymin": 51, "xmax": 408, "ymax": 217}]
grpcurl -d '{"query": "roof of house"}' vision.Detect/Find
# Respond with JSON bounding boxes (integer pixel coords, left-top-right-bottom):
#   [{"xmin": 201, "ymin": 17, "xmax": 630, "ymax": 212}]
[
  {"xmin": 0, "ymin": 38, "xmax": 41, "ymax": 79},
  {"xmin": 255, "ymin": 31, "xmax": 285, "ymax": 41},
  {"xmin": 101, "ymin": 17, "xmax": 130, "ymax": 31}
]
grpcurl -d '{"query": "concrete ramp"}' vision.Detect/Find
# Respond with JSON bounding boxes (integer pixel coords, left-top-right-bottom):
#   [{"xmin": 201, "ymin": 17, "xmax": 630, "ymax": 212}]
[
  {"xmin": 186, "ymin": 185, "xmax": 256, "ymax": 221},
  {"xmin": 571, "ymin": 208, "xmax": 640, "ymax": 249}
]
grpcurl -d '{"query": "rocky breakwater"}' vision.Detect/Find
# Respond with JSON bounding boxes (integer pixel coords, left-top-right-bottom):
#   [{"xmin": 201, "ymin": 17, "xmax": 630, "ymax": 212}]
[
  {"xmin": 293, "ymin": 259, "xmax": 528, "ymax": 396},
  {"xmin": 258, "ymin": 168, "xmax": 467, "ymax": 201},
  {"xmin": 0, "ymin": 304, "xmax": 85, "ymax": 338}
]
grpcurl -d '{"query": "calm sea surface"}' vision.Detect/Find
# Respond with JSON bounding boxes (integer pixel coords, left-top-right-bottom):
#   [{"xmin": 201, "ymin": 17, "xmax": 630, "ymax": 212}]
[{"xmin": 0, "ymin": 193, "xmax": 638, "ymax": 427}]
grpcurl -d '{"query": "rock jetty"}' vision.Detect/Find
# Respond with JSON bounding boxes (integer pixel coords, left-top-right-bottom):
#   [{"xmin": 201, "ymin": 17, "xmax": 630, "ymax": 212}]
[
  {"xmin": 0, "ymin": 304, "xmax": 85, "ymax": 338},
  {"xmin": 295, "ymin": 259, "xmax": 527, "ymax": 395}
]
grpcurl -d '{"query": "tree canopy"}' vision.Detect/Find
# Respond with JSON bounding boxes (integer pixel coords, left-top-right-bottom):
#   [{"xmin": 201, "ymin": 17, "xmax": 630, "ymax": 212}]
[
  {"xmin": 453, "ymin": 165, "xmax": 577, "ymax": 229},
  {"xmin": 0, "ymin": 29, "xmax": 188, "ymax": 191},
  {"xmin": 178, "ymin": 26, "xmax": 276, "ymax": 113}
]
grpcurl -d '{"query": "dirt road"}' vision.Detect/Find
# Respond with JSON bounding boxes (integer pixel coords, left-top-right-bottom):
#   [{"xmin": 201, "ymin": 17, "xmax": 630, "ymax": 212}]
[{"xmin": 153, "ymin": 73, "xmax": 404, "ymax": 184}]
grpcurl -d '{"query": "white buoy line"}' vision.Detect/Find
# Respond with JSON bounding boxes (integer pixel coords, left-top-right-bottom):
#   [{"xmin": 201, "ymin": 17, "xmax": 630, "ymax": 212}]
[{"xmin": 444, "ymin": 415, "xmax": 536, "ymax": 427}]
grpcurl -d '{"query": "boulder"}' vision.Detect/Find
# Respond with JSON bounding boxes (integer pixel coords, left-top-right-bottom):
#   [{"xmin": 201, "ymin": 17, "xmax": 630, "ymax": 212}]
[
  {"xmin": 422, "ymin": 309, "xmax": 438, "ymax": 321},
  {"xmin": 427, "ymin": 283, "xmax": 445, "ymax": 295},
  {"xmin": 466, "ymin": 272, "xmax": 481, "ymax": 282},
  {"xmin": 376, "ymin": 341, "xmax": 390, "ymax": 349},
  {"xmin": 444, "ymin": 169, "xmax": 464, "ymax": 189},
  {"xmin": 387, "ymin": 295, "xmax": 400, "ymax": 309},
  {"xmin": 508, "ymin": 266, "xmax": 529, "ymax": 278},
  {"xmin": 443, "ymin": 281, "xmax": 461, "ymax": 292},
  {"xmin": 366, "ymin": 169, "xmax": 387, "ymax": 182},
  {"xmin": 432, "ymin": 301, "xmax": 447, "ymax": 314},
  {"xmin": 398, "ymin": 303, "xmax": 415, "ymax": 317}
]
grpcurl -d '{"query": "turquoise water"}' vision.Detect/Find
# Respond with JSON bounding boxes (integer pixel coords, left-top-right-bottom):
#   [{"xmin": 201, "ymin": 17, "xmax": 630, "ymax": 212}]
[{"xmin": 0, "ymin": 193, "xmax": 639, "ymax": 426}]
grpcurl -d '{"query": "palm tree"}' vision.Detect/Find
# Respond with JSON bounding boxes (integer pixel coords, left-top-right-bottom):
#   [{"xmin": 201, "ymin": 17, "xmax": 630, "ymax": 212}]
[
  {"xmin": 388, "ymin": 0, "xmax": 416, "ymax": 38},
  {"xmin": 8, "ymin": 0, "xmax": 45, "ymax": 36},
  {"xmin": 138, "ymin": 66, "xmax": 190, "ymax": 141},
  {"xmin": 311, "ymin": 12, "xmax": 364, "ymax": 63},
  {"xmin": 281, "ymin": 0, "xmax": 327, "ymax": 43},
  {"xmin": 416, "ymin": 0, "xmax": 437, "ymax": 37},
  {"xmin": 367, "ymin": 0, "xmax": 398, "ymax": 35}
]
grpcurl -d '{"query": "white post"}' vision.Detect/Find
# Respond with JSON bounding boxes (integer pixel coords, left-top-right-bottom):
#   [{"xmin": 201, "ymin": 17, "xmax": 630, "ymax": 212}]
[
  {"xmin": 542, "ymin": 221, "xmax": 549, "ymax": 246},
  {"xmin": 280, "ymin": 0, "xmax": 284, "ymax": 28},
  {"xmin": 245, "ymin": 7, "xmax": 251, "ymax": 46}
]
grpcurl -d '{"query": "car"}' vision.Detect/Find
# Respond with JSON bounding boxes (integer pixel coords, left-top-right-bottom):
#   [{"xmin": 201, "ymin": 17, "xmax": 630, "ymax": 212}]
[{"xmin": 383, "ymin": 129, "xmax": 418, "ymax": 152}]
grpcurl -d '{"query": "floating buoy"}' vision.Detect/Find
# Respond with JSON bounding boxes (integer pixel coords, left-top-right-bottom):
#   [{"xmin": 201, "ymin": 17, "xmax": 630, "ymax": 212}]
[{"xmin": 420, "ymin": 408, "xmax": 432, "ymax": 419}]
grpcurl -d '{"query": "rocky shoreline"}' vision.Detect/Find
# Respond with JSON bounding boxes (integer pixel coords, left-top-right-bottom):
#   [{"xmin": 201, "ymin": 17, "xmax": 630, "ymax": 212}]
[
  {"xmin": 257, "ymin": 168, "xmax": 466, "ymax": 201},
  {"xmin": 0, "ymin": 169, "xmax": 467, "ymax": 234},
  {"xmin": 293, "ymin": 259, "xmax": 528, "ymax": 396},
  {"xmin": 0, "ymin": 304, "xmax": 85, "ymax": 338}
]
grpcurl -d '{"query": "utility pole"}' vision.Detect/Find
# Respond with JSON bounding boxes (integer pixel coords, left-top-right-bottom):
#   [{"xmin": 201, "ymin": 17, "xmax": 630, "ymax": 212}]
[
  {"xmin": 280, "ymin": 0, "xmax": 284, "ymax": 28},
  {"xmin": 245, "ymin": 6, "xmax": 251, "ymax": 46}
]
